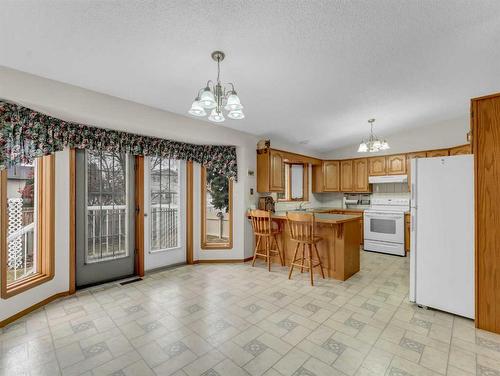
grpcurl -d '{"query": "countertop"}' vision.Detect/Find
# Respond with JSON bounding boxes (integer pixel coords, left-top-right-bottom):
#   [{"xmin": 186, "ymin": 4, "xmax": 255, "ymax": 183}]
[{"xmin": 271, "ymin": 211, "xmax": 361, "ymax": 224}]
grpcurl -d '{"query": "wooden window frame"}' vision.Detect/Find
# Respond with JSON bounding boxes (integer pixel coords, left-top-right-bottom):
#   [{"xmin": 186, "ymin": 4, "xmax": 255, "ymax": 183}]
[
  {"xmin": 277, "ymin": 163, "xmax": 309, "ymax": 202},
  {"xmin": 200, "ymin": 166, "xmax": 233, "ymax": 250},
  {"xmin": 1, "ymin": 155, "xmax": 55, "ymax": 299}
]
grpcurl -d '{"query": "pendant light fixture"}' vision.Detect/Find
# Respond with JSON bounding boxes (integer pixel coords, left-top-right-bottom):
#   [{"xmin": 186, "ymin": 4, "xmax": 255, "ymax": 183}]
[
  {"xmin": 188, "ymin": 51, "xmax": 244, "ymax": 123},
  {"xmin": 358, "ymin": 119, "xmax": 390, "ymax": 153}
]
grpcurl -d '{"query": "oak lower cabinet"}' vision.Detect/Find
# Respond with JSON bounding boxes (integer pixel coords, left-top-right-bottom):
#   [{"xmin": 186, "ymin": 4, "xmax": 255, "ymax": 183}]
[
  {"xmin": 340, "ymin": 160, "xmax": 353, "ymax": 191},
  {"xmin": 353, "ymin": 158, "xmax": 370, "ymax": 192},
  {"xmin": 449, "ymin": 144, "xmax": 471, "ymax": 155},
  {"xmin": 426, "ymin": 149, "xmax": 449, "ymax": 157},
  {"xmin": 257, "ymin": 148, "xmax": 285, "ymax": 192},
  {"xmin": 386, "ymin": 155, "xmax": 406, "ymax": 174},
  {"xmin": 329, "ymin": 210, "xmax": 364, "ymax": 245},
  {"xmin": 472, "ymin": 92, "xmax": 500, "ymax": 334},
  {"xmin": 312, "ymin": 161, "xmax": 340, "ymax": 192}
]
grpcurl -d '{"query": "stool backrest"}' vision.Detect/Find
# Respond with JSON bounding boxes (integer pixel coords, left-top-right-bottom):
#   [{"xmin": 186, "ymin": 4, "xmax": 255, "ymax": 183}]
[
  {"xmin": 249, "ymin": 209, "xmax": 272, "ymax": 236},
  {"xmin": 286, "ymin": 211, "xmax": 315, "ymax": 241}
]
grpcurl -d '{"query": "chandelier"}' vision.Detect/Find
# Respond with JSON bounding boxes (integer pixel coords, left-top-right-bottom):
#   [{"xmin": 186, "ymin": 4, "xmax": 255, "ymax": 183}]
[
  {"xmin": 188, "ymin": 51, "xmax": 244, "ymax": 123},
  {"xmin": 358, "ymin": 119, "xmax": 390, "ymax": 152}
]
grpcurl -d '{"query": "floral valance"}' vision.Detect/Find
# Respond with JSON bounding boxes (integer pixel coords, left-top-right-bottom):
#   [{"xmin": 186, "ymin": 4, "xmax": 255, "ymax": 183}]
[{"xmin": 0, "ymin": 100, "xmax": 238, "ymax": 180}]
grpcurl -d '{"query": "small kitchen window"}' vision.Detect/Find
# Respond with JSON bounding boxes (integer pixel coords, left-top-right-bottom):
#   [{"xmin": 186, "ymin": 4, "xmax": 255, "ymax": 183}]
[{"xmin": 277, "ymin": 163, "xmax": 309, "ymax": 202}]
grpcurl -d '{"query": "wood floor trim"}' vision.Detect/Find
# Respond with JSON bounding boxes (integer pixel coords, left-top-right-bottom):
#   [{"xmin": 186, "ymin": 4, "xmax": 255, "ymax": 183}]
[
  {"xmin": 193, "ymin": 257, "xmax": 253, "ymax": 264},
  {"xmin": 0, "ymin": 291, "xmax": 69, "ymax": 328}
]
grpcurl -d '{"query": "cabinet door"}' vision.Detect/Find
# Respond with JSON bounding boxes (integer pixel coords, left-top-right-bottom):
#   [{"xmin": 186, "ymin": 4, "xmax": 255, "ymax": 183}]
[
  {"xmin": 323, "ymin": 161, "xmax": 340, "ymax": 191},
  {"xmin": 269, "ymin": 150, "xmax": 285, "ymax": 191},
  {"xmin": 353, "ymin": 159, "xmax": 369, "ymax": 192},
  {"xmin": 340, "ymin": 160, "xmax": 353, "ymax": 192},
  {"xmin": 406, "ymin": 152, "xmax": 427, "ymax": 190},
  {"xmin": 386, "ymin": 155, "xmax": 406, "ymax": 175},
  {"xmin": 449, "ymin": 144, "xmax": 471, "ymax": 155},
  {"xmin": 368, "ymin": 157, "xmax": 386, "ymax": 176},
  {"xmin": 426, "ymin": 149, "xmax": 449, "ymax": 157}
]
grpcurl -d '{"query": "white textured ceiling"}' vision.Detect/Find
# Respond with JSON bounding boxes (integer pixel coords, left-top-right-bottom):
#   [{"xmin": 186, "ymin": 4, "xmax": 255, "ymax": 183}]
[{"xmin": 1, "ymin": 1, "xmax": 500, "ymax": 152}]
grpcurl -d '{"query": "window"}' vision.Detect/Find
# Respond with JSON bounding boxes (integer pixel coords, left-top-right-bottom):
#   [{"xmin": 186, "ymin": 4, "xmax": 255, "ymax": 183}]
[
  {"xmin": 277, "ymin": 163, "xmax": 308, "ymax": 201},
  {"xmin": 1, "ymin": 155, "xmax": 55, "ymax": 299},
  {"xmin": 86, "ymin": 150, "xmax": 128, "ymax": 263},
  {"xmin": 201, "ymin": 167, "xmax": 233, "ymax": 249},
  {"xmin": 149, "ymin": 157, "xmax": 180, "ymax": 251}
]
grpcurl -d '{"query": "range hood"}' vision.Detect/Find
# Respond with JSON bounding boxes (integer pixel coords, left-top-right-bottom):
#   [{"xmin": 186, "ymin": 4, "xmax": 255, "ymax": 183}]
[{"xmin": 369, "ymin": 175, "xmax": 408, "ymax": 184}]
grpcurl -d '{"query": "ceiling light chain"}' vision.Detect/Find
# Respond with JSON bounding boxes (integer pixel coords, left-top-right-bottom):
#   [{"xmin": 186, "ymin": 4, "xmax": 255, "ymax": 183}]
[
  {"xmin": 358, "ymin": 118, "xmax": 390, "ymax": 153},
  {"xmin": 188, "ymin": 51, "xmax": 245, "ymax": 122}
]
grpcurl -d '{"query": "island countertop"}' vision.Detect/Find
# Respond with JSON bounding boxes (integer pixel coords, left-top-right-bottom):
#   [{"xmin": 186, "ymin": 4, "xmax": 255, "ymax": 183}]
[{"xmin": 270, "ymin": 211, "xmax": 361, "ymax": 224}]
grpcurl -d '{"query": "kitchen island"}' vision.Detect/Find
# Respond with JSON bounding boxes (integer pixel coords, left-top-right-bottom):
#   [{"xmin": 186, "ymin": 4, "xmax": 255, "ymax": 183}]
[{"xmin": 251, "ymin": 210, "xmax": 362, "ymax": 281}]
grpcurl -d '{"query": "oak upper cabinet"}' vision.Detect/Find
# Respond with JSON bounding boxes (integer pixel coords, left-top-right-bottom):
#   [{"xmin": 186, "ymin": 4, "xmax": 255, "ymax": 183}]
[
  {"xmin": 386, "ymin": 155, "xmax": 406, "ymax": 175},
  {"xmin": 340, "ymin": 160, "xmax": 353, "ymax": 192},
  {"xmin": 368, "ymin": 157, "xmax": 386, "ymax": 176},
  {"xmin": 323, "ymin": 161, "xmax": 340, "ymax": 191},
  {"xmin": 312, "ymin": 161, "xmax": 340, "ymax": 192},
  {"xmin": 449, "ymin": 144, "xmax": 471, "ymax": 155},
  {"xmin": 426, "ymin": 149, "xmax": 449, "ymax": 157},
  {"xmin": 257, "ymin": 148, "xmax": 285, "ymax": 192},
  {"xmin": 406, "ymin": 151, "xmax": 427, "ymax": 190},
  {"xmin": 353, "ymin": 158, "xmax": 370, "ymax": 192}
]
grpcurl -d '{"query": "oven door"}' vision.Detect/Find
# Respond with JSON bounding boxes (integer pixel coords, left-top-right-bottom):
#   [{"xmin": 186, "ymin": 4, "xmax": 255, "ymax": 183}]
[{"xmin": 364, "ymin": 211, "xmax": 404, "ymax": 243}]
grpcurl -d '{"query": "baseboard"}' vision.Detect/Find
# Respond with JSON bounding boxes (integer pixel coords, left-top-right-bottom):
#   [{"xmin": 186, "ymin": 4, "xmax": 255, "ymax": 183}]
[
  {"xmin": 194, "ymin": 256, "xmax": 253, "ymax": 264},
  {"xmin": 0, "ymin": 291, "xmax": 69, "ymax": 328}
]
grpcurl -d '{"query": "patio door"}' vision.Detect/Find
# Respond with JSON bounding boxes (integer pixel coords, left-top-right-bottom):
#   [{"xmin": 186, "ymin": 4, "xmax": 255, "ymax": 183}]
[
  {"xmin": 75, "ymin": 149, "xmax": 135, "ymax": 288},
  {"xmin": 143, "ymin": 157, "xmax": 185, "ymax": 270}
]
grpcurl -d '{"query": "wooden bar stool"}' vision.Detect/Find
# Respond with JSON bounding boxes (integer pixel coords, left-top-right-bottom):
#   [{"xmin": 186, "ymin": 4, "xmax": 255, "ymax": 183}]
[
  {"xmin": 286, "ymin": 212, "xmax": 325, "ymax": 286},
  {"xmin": 249, "ymin": 210, "xmax": 285, "ymax": 271}
]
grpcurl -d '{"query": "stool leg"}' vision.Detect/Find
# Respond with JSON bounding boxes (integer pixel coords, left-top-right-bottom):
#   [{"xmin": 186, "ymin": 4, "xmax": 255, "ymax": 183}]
[
  {"xmin": 274, "ymin": 234, "xmax": 285, "ymax": 267},
  {"xmin": 314, "ymin": 243, "xmax": 325, "ymax": 279},
  {"xmin": 288, "ymin": 242, "xmax": 300, "ymax": 279},
  {"xmin": 300, "ymin": 243, "xmax": 306, "ymax": 273},
  {"xmin": 308, "ymin": 244, "xmax": 314, "ymax": 286},
  {"xmin": 252, "ymin": 236, "xmax": 261, "ymax": 267},
  {"xmin": 266, "ymin": 236, "xmax": 271, "ymax": 272}
]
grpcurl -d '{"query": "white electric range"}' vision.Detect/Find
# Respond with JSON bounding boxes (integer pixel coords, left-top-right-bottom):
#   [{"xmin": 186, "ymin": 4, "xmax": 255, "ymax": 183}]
[{"xmin": 363, "ymin": 198, "xmax": 410, "ymax": 256}]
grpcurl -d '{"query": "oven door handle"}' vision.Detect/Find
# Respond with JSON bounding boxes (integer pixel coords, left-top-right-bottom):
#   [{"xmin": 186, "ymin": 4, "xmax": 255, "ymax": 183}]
[{"xmin": 364, "ymin": 215, "xmax": 402, "ymax": 220}]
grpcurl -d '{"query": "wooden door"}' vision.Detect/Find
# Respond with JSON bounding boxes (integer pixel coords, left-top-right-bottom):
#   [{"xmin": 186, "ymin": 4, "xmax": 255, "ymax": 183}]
[
  {"xmin": 340, "ymin": 160, "xmax": 353, "ymax": 192},
  {"xmin": 353, "ymin": 159, "xmax": 369, "ymax": 192},
  {"xmin": 368, "ymin": 157, "xmax": 386, "ymax": 176},
  {"xmin": 450, "ymin": 144, "xmax": 471, "ymax": 156},
  {"xmin": 269, "ymin": 150, "xmax": 284, "ymax": 191},
  {"xmin": 386, "ymin": 155, "xmax": 406, "ymax": 175},
  {"xmin": 323, "ymin": 161, "xmax": 340, "ymax": 191},
  {"xmin": 426, "ymin": 149, "xmax": 449, "ymax": 157},
  {"xmin": 473, "ymin": 93, "xmax": 500, "ymax": 334},
  {"xmin": 406, "ymin": 151, "xmax": 427, "ymax": 190}
]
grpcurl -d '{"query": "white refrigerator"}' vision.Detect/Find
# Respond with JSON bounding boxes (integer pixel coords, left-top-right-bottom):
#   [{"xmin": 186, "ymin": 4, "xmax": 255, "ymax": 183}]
[{"xmin": 409, "ymin": 155, "xmax": 474, "ymax": 318}]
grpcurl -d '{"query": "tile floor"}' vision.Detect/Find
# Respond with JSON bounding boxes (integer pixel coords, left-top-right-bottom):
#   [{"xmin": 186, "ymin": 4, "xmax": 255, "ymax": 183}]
[{"xmin": 1, "ymin": 251, "xmax": 500, "ymax": 376}]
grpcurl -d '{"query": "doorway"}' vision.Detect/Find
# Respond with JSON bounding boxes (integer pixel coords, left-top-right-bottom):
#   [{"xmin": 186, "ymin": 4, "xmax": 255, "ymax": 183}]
[
  {"xmin": 143, "ymin": 157, "xmax": 186, "ymax": 270},
  {"xmin": 75, "ymin": 149, "xmax": 135, "ymax": 288}
]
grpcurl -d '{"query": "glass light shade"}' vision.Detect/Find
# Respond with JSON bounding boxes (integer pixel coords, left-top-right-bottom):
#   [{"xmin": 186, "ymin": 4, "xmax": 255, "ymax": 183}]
[
  {"xmin": 188, "ymin": 99, "xmax": 206, "ymax": 117},
  {"xmin": 228, "ymin": 110, "xmax": 245, "ymax": 120},
  {"xmin": 372, "ymin": 140, "xmax": 382, "ymax": 150},
  {"xmin": 208, "ymin": 109, "xmax": 225, "ymax": 123},
  {"xmin": 224, "ymin": 94, "xmax": 243, "ymax": 111},
  {"xmin": 358, "ymin": 142, "xmax": 368, "ymax": 153},
  {"xmin": 199, "ymin": 88, "xmax": 217, "ymax": 109},
  {"xmin": 380, "ymin": 141, "xmax": 390, "ymax": 150}
]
